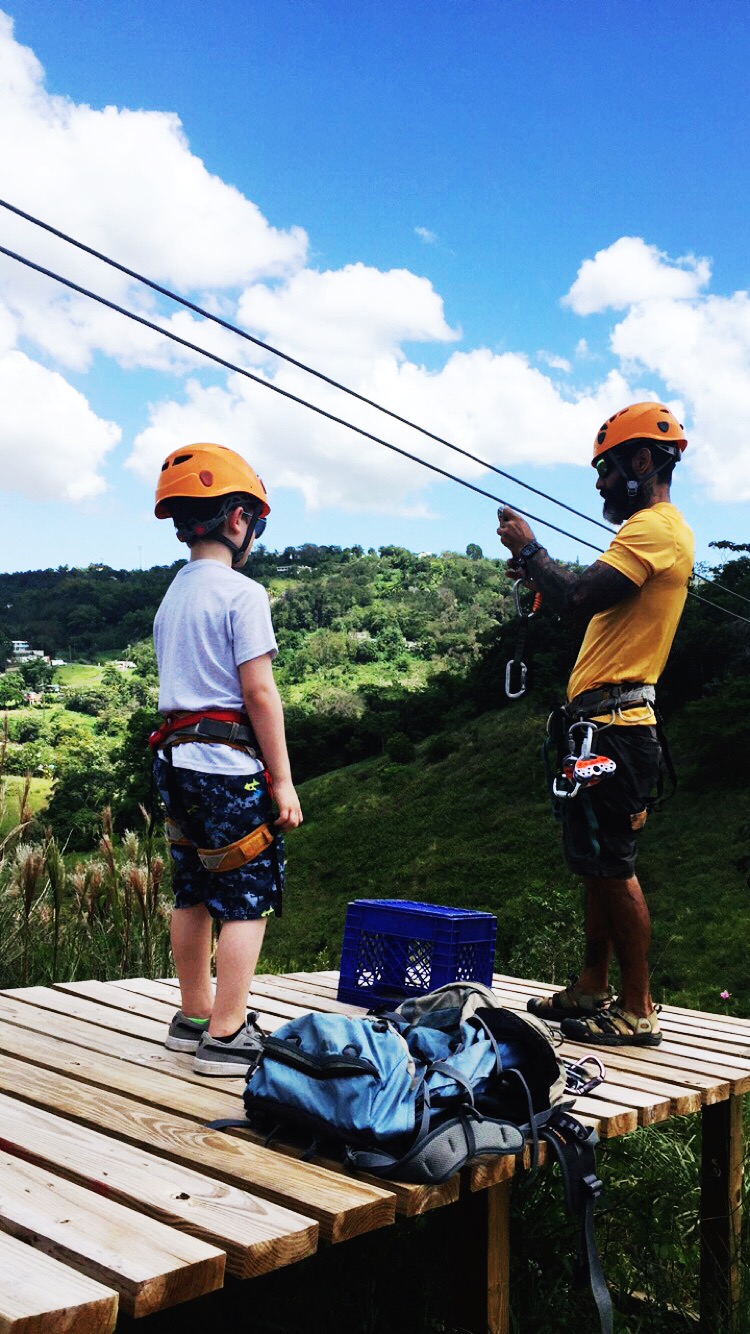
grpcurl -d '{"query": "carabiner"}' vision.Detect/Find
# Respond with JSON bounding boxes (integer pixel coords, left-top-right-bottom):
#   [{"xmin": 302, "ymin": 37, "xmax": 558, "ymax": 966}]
[
  {"xmin": 512, "ymin": 579, "xmax": 541, "ymax": 620},
  {"xmin": 504, "ymin": 581, "xmax": 542, "ymax": 701},
  {"xmin": 564, "ymin": 1055, "xmax": 606, "ymax": 1096},
  {"xmin": 505, "ymin": 658, "xmax": 528, "ymax": 699}
]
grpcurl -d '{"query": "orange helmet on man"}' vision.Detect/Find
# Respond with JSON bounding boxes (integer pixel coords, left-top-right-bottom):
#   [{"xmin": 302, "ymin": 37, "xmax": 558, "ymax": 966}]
[{"xmin": 592, "ymin": 403, "xmax": 687, "ymax": 465}]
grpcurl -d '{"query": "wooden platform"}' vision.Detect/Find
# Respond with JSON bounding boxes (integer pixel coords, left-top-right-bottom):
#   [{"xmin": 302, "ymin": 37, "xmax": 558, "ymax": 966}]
[{"xmin": 0, "ymin": 971, "xmax": 747, "ymax": 1332}]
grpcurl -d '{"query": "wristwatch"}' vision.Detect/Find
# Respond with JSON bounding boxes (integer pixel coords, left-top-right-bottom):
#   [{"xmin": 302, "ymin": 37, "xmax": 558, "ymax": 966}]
[{"xmin": 518, "ymin": 540, "xmax": 546, "ymax": 569}]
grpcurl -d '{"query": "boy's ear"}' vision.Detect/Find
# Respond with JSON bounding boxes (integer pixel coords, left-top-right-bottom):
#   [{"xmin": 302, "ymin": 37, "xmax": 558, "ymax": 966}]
[{"xmin": 224, "ymin": 504, "xmax": 246, "ymax": 534}]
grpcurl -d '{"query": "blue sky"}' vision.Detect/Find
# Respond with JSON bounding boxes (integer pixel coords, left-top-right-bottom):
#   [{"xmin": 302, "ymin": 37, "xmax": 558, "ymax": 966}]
[{"xmin": 0, "ymin": 0, "xmax": 749, "ymax": 573}]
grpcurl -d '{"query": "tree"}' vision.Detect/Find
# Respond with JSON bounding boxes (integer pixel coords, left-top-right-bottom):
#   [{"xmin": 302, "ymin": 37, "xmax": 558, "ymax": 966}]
[
  {"xmin": 466, "ymin": 542, "xmax": 483, "ymax": 561},
  {"xmin": 19, "ymin": 659, "xmax": 54, "ymax": 691},
  {"xmin": 45, "ymin": 732, "xmax": 113, "ymax": 848},
  {"xmin": 0, "ymin": 673, "xmax": 24, "ymax": 707}
]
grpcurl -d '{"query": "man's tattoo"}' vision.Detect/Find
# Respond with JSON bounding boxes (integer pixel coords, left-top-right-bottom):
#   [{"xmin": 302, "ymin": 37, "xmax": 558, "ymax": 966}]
[{"xmin": 527, "ymin": 553, "xmax": 637, "ymax": 623}]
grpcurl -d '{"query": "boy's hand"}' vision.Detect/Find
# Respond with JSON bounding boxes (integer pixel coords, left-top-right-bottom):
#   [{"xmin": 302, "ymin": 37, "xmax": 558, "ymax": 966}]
[{"xmin": 273, "ymin": 778, "xmax": 303, "ymax": 831}]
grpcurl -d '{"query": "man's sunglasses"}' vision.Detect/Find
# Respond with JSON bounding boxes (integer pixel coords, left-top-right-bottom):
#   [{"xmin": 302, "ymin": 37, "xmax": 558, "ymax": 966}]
[{"xmin": 594, "ymin": 456, "xmax": 611, "ymax": 478}]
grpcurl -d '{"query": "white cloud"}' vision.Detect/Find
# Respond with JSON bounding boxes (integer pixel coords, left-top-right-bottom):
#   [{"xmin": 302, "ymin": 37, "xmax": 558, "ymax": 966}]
[
  {"xmin": 537, "ymin": 351, "xmax": 572, "ymax": 373},
  {"xmin": 2, "ymin": 8, "xmax": 750, "ymax": 526},
  {"xmin": 609, "ymin": 292, "xmax": 750, "ymax": 501},
  {"xmin": 564, "ymin": 237, "xmax": 711, "ymax": 315},
  {"xmin": 0, "ymin": 349, "xmax": 120, "ymax": 500},
  {"xmin": 0, "ymin": 13, "xmax": 307, "ymax": 291},
  {"xmin": 237, "ymin": 263, "xmax": 459, "ymax": 373}
]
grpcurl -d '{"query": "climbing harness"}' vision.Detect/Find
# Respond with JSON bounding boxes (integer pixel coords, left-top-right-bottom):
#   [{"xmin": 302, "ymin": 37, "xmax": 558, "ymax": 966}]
[
  {"xmin": 505, "ymin": 579, "xmax": 543, "ymax": 699},
  {"xmin": 149, "ymin": 709, "xmax": 283, "ymax": 902},
  {"xmin": 148, "ymin": 708, "xmax": 258, "ymax": 755},
  {"xmin": 165, "ymin": 814, "xmax": 275, "ymax": 874}
]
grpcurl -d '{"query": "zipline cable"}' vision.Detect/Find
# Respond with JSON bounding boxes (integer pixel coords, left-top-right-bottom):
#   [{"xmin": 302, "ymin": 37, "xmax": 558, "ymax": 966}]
[
  {"xmin": 0, "ymin": 196, "xmax": 613, "ymax": 536},
  {"xmin": 1, "ymin": 237, "xmax": 749, "ymax": 627},
  {"xmin": 4, "ymin": 199, "xmax": 749, "ymax": 611},
  {"xmin": 0, "ymin": 240, "xmax": 604, "ymax": 554}
]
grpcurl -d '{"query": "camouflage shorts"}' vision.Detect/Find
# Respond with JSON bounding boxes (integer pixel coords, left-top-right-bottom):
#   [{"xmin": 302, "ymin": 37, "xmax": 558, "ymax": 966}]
[{"xmin": 153, "ymin": 757, "xmax": 285, "ymax": 921}]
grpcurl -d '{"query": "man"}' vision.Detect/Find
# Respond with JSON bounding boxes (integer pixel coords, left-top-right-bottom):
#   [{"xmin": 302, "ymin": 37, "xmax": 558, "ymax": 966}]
[{"xmin": 497, "ymin": 403, "xmax": 694, "ymax": 1046}]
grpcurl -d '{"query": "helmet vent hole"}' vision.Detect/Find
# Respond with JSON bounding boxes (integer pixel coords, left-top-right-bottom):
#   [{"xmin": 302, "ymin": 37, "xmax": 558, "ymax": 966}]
[
  {"xmin": 657, "ymin": 421, "xmax": 669, "ymax": 432},
  {"xmin": 161, "ymin": 461, "xmax": 169, "ymax": 471},
  {"xmin": 172, "ymin": 453, "xmax": 193, "ymax": 466},
  {"xmin": 199, "ymin": 470, "xmax": 213, "ymax": 486}
]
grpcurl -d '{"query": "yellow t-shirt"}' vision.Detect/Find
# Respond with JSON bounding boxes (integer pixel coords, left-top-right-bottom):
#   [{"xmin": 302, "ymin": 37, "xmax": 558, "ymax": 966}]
[{"xmin": 567, "ymin": 502, "xmax": 694, "ymax": 724}]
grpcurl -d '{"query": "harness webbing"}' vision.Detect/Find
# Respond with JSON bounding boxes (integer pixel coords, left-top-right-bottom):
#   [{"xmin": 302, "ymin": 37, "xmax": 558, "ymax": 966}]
[
  {"xmin": 165, "ymin": 815, "xmax": 275, "ymax": 873},
  {"xmin": 149, "ymin": 709, "xmax": 257, "ymax": 753}
]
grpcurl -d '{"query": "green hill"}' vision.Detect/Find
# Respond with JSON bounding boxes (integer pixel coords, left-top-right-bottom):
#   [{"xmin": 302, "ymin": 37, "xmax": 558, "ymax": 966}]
[{"xmin": 273, "ymin": 699, "xmax": 750, "ymax": 1017}]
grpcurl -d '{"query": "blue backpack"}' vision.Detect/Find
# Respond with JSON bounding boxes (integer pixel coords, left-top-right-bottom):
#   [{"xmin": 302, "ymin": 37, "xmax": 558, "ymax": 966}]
[{"xmin": 233, "ymin": 983, "xmax": 612, "ymax": 1333}]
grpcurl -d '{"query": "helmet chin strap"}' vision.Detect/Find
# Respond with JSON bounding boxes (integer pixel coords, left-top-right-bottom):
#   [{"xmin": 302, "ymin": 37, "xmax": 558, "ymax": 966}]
[
  {"xmin": 609, "ymin": 447, "xmax": 679, "ymax": 499},
  {"xmin": 175, "ymin": 500, "xmax": 262, "ymax": 565},
  {"xmin": 214, "ymin": 526, "xmax": 254, "ymax": 567}
]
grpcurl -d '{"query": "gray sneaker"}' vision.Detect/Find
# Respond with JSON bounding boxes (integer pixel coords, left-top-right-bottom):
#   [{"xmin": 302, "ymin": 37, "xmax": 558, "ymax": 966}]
[
  {"xmin": 193, "ymin": 1013, "xmax": 265, "ymax": 1076},
  {"xmin": 165, "ymin": 1011, "xmax": 210, "ymax": 1052}
]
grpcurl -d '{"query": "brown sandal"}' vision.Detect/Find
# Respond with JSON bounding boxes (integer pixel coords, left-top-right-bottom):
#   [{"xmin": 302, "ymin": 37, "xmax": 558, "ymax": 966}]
[
  {"xmin": 527, "ymin": 981, "xmax": 611, "ymax": 1024},
  {"xmin": 560, "ymin": 1003, "xmax": 662, "ymax": 1047}
]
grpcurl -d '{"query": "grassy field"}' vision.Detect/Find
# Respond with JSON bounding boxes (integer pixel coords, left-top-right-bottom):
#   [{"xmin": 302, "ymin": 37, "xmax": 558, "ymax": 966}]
[
  {"xmin": 54, "ymin": 662, "xmax": 106, "ymax": 687},
  {"xmin": 0, "ymin": 775, "xmax": 52, "ymax": 837}
]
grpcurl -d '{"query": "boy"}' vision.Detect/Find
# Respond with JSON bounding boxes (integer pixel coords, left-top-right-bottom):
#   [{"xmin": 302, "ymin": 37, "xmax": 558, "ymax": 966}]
[{"xmin": 151, "ymin": 442, "xmax": 302, "ymax": 1075}]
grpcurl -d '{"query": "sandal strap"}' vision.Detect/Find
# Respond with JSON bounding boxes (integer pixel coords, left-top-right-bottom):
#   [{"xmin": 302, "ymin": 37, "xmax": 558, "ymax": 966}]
[{"xmin": 580, "ymin": 1005, "xmax": 658, "ymax": 1037}]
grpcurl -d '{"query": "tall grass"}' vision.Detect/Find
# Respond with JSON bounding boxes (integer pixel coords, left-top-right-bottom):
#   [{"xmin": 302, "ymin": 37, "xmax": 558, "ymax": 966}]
[{"xmin": 0, "ymin": 808, "xmax": 171, "ymax": 988}]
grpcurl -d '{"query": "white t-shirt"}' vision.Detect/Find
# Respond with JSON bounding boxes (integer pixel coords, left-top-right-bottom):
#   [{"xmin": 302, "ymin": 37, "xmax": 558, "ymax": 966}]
[{"xmin": 153, "ymin": 559, "xmax": 277, "ymax": 775}]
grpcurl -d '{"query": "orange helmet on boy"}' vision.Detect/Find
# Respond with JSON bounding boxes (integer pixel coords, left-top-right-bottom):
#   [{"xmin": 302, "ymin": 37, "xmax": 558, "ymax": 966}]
[{"xmin": 155, "ymin": 443, "xmax": 270, "ymax": 519}]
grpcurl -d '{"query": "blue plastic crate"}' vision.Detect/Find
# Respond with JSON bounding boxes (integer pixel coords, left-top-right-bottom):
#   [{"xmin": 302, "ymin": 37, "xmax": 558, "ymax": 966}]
[{"xmin": 337, "ymin": 899, "xmax": 497, "ymax": 1006}]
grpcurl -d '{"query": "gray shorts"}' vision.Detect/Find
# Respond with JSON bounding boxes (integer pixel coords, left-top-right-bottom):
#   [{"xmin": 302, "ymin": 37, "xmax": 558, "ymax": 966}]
[{"xmin": 560, "ymin": 725, "xmax": 661, "ymax": 879}]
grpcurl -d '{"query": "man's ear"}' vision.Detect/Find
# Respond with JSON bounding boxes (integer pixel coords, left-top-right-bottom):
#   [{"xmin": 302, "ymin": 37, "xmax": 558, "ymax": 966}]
[{"xmin": 632, "ymin": 446, "xmax": 653, "ymax": 478}]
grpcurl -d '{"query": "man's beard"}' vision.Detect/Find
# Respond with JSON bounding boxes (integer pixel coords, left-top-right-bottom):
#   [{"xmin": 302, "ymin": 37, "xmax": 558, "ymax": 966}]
[{"xmin": 602, "ymin": 475, "xmax": 640, "ymax": 526}]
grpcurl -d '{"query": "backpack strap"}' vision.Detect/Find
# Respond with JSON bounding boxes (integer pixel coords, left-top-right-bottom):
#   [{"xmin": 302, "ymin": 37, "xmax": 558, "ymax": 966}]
[
  {"xmin": 539, "ymin": 1109, "xmax": 613, "ymax": 1334},
  {"xmin": 344, "ymin": 1108, "xmax": 524, "ymax": 1184}
]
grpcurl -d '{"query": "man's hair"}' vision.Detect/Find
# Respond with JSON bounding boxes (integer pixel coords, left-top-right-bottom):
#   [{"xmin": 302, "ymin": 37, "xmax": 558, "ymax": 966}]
[
  {"xmin": 614, "ymin": 438, "xmax": 678, "ymax": 486},
  {"xmin": 165, "ymin": 492, "xmax": 257, "ymax": 545}
]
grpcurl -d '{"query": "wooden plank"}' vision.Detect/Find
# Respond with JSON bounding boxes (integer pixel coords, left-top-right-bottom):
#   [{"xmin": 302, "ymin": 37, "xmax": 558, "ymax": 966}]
[
  {"xmin": 0, "ymin": 1228, "xmax": 118, "ymax": 1334},
  {"xmin": 493, "ymin": 975, "xmax": 750, "ymax": 1038},
  {"xmin": 108, "ymin": 981, "xmax": 306, "ymax": 1029},
  {"xmin": 579, "ymin": 1080, "xmax": 670, "ymax": 1126},
  {"xmin": 0, "ymin": 1018, "xmax": 457, "ymax": 1221},
  {"xmin": 1, "ymin": 986, "xmax": 165, "ymax": 1043},
  {"xmin": 0, "ymin": 1053, "xmax": 396, "ymax": 1244},
  {"xmin": 54, "ymin": 979, "xmax": 186, "ymax": 1024},
  {"xmin": 0, "ymin": 991, "xmax": 281, "ymax": 1092},
  {"xmin": 59, "ymin": 978, "xmax": 309, "ymax": 1031},
  {"xmin": 0, "ymin": 1153, "xmax": 224, "ymax": 1318},
  {"xmin": 563, "ymin": 1095, "xmax": 636, "ymax": 1138},
  {"xmin": 492, "ymin": 981, "xmax": 750, "ymax": 1053},
  {"xmin": 0, "ymin": 1021, "xmax": 245, "ymax": 1125},
  {"xmin": 0, "ymin": 1094, "xmax": 316, "ymax": 1279},
  {"xmin": 114, "ymin": 975, "xmax": 309, "ymax": 1026},
  {"xmin": 700, "ymin": 1094, "xmax": 744, "ymax": 1329},
  {"xmin": 249, "ymin": 977, "xmax": 358, "ymax": 1015},
  {"xmin": 559, "ymin": 1039, "xmax": 737, "ymax": 1099}
]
